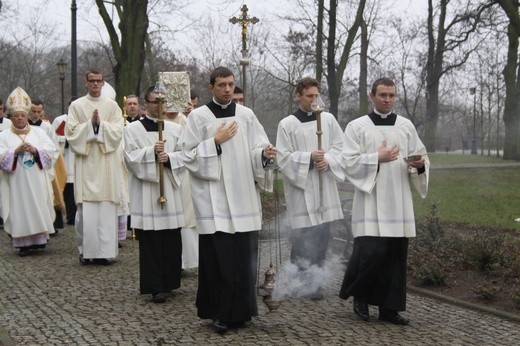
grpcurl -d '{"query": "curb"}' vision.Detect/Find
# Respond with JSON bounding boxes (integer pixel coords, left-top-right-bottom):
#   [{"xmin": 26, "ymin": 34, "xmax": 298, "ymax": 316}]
[{"xmin": 409, "ymin": 285, "xmax": 520, "ymax": 324}]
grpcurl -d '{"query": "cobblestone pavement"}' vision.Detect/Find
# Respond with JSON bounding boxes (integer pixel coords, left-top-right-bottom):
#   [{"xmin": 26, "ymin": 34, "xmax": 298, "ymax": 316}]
[{"xmin": 1, "ymin": 225, "xmax": 519, "ymax": 345}]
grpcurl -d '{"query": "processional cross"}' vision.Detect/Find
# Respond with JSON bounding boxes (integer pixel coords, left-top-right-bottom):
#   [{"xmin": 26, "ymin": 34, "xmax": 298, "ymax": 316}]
[{"xmin": 229, "ymin": 4, "xmax": 259, "ymax": 105}]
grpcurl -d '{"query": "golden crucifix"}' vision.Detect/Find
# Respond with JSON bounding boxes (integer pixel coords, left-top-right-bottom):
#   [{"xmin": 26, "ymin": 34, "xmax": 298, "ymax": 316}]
[{"xmin": 229, "ymin": 4, "xmax": 259, "ymax": 105}]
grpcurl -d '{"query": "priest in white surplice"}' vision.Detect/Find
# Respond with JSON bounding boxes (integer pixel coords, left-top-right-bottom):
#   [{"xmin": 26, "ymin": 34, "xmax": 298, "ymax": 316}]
[
  {"xmin": 182, "ymin": 67, "xmax": 276, "ymax": 334},
  {"xmin": 0, "ymin": 87, "xmax": 58, "ymax": 257},
  {"xmin": 339, "ymin": 78, "xmax": 429, "ymax": 326},
  {"xmin": 66, "ymin": 69, "xmax": 123, "ymax": 265},
  {"xmin": 276, "ymin": 77, "xmax": 344, "ymax": 300},
  {"xmin": 124, "ymin": 86, "xmax": 186, "ymax": 304}
]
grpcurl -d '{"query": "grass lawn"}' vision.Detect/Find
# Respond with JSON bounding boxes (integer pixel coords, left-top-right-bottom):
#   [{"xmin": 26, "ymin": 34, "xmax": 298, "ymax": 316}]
[{"xmin": 413, "ymin": 154, "xmax": 520, "ymax": 230}]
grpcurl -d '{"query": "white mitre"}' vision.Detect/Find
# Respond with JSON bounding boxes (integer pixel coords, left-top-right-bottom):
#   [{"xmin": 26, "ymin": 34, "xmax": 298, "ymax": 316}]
[{"xmin": 6, "ymin": 87, "xmax": 32, "ymax": 114}]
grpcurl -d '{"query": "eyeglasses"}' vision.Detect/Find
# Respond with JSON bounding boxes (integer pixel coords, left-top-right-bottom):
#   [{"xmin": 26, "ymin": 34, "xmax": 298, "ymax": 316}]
[
  {"xmin": 87, "ymin": 79, "xmax": 103, "ymax": 84},
  {"xmin": 146, "ymin": 100, "xmax": 159, "ymax": 104}
]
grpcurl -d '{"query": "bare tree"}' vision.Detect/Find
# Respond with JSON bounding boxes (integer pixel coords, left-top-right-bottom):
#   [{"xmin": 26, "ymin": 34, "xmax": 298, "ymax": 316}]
[
  {"xmin": 423, "ymin": 0, "xmax": 495, "ymax": 152},
  {"xmin": 94, "ymin": 0, "xmax": 149, "ymax": 106},
  {"xmin": 496, "ymin": 0, "xmax": 520, "ymax": 160}
]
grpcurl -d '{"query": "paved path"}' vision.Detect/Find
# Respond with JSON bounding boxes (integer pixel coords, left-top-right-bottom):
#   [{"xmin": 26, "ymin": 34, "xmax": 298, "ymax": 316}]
[{"xmin": 1, "ymin": 225, "xmax": 519, "ymax": 345}]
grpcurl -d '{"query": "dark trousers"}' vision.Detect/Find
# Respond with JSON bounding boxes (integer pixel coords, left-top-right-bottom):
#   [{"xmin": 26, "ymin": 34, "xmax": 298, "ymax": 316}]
[
  {"xmin": 197, "ymin": 231, "xmax": 258, "ymax": 323},
  {"xmin": 290, "ymin": 223, "xmax": 331, "ymax": 268},
  {"xmin": 139, "ymin": 228, "xmax": 182, "ymax": 295},
  {"xmin": 64, "ymin": 183, "xmax": 76, "ymax": 225},
  {"xmin": 339, "ymin": 236, "xmax": 408, "ymax": 311}
]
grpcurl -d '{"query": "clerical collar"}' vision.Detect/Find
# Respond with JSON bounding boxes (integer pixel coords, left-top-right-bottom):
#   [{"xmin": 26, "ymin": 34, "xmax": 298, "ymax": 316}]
[
  {"xmin": 29, "ymin": 118, "xmax": 43, "ymax": 126},
  {"xmin": 374, "ymin": 109, "xmax": 392, "ymax": 118},
  {"xmin": 207, "ymin": 100, "xmax": 236, "ymax": 118},
  {"xmin": 293, "ymin": 108, "xmax": 316, "ymax": 123},
  {"xmin": 368, "ymin": 110, "xmax": 396, "ymax": 126},
  {"xmin": 213, "ymin": 97, "xmax": 232, "ymax": 109}
]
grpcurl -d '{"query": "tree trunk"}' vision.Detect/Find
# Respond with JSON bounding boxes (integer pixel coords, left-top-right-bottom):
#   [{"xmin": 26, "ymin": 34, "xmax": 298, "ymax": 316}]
[
  {"xmin": 95, "ymin": 0, "xmax": 149, "ymax": 107},
  {"xmin": 502, "ymin": 23, "xmax": 520, "ymax": 160},
  {"xmin": 325, "ymin": 0, "xmax": 366, "ymax": 118},
  {"xmin": 316, "ymin": 0, "xmax": 324, "ymax": 83},
  {"xmin": 358, "ymin": 18, "xmax": 368, "ymax": 117}
]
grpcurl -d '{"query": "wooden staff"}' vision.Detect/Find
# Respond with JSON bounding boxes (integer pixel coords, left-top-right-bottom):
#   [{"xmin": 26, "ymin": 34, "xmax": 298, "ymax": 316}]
[
  {"xmin": 156, "ymin": 93, "xmax": 167, "ymax": 208},
  {"xmin": 315, "ymin": 106, "xmax": 325, "ymax": 216}
]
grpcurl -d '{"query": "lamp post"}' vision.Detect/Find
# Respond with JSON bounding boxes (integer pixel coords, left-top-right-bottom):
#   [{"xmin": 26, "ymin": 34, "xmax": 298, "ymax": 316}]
[
  {"xmin": 470, "ymin": 87, "xmax": 477, "ymax": 155},
  {"xmin": 71, "ymin": 0, "xmax": 78, "ymax": 97},
  {"xmin": 57, "ymin": 59, "xmax": 68, "ymax": 115},
  {"xmin": 230, "ymin": 5, "xmax": 259, "ymax": 106}
]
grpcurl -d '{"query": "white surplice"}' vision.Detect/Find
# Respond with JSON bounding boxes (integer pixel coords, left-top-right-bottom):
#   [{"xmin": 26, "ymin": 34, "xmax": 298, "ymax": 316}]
[
  {"xmin": 124, "ymin": 119, "xmax": 185, "ymax": 230},
  {"xmin": 276, "ymin": 112, "xmax": 345, "ymax": 229},
  {"xmin": 182, "ymin": 104, "xmax": 271, "ymax": 234},
  {"xmin": 66, "ymin": 94, "xmax": 123, "ymax": 258},
  {"xmin": 342, "ymin": 114, "xmax": 429, "ymax": 238},
  {"xmin": 168, "ymin": 113, "xmax": 198, "ymax": 269},
  {"xmin": 0, "ymin": 126, "xmax": 58, "ymax": 240}
]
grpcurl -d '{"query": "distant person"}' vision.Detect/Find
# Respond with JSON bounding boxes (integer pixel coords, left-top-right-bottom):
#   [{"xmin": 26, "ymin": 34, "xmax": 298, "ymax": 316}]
[
  {"xmin": 30, "ymin": 100, "xmax": 67, "ymax": 234},
  {"xmin": 0, "ymin": 99, "xmax": 12, "ymax": 129},
  {"xmin": 125, "ymin": 94, "xmax": 141, "ymax": 123},
  {"xmin": 0, "ymin": 87, "xmax": 58, "ymax": 256},
  {"xmin": 183, "ymin": 89, "xmax": 199, "ymax": 116},
  {"xmin": 339, "ymin": 77, "xmax": 429, "ymax": 325},
  {"xmin": 182, "ymin": 66, "xmax": 276, "ymax": 333},
  {"xmin": 276, "ymin": 77, "xmax": 344, "ymax": 300},
  {"xmin": 52, "ymin": 96, "xmax": 79, "ymax": 226},
  {"xmin": 232, "ymin": 86, "xmax": 244, "ymax": 105},
  {"xmin": 66, "ymin": 68, "xmax": 124, "ymax": 265}
]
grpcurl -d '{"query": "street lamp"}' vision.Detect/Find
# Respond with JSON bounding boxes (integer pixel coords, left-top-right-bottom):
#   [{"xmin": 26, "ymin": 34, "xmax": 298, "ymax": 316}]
[
  {"xmin": 469, "ymin": 87, "xmax": 477, "ymax": 155},
  {"xmin": 71, "ymin": 0, "xmax": 77, "ymax": 97},
  {"xmin": 57, "ymin": 59, "xmax": 68, "ymax": 115}
]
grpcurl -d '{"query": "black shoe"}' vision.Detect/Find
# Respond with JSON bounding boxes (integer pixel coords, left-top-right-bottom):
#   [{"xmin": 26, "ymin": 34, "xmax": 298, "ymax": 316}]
[
  {"xmin": 79, "ymin": 254, "xmax": 91, "ymax": 265},
  {"xmin": 18, "ymin": 248, "xmax": 30, "ymax": 257},
  {"xmin": 378, "ymin": 309, "xmax": 410, "ymax": 325},
  {"xmin": 152, "ymin": 293, "xmax": 167, "ymax": 304},
  {"xmin": 212, "ymin": 319, "xmax": 229, "ymax": 334},
  {"xmin": 93, "ymin": 258, "xmax": 114, "ymax": 266},
  {"xmin": 353, "ymin": 298, "xmax": 370, "ymax": 322}
]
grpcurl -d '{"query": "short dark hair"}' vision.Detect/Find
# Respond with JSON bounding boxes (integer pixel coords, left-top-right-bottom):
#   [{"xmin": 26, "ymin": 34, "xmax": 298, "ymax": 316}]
[
  {"xmin": 190, "ymin": 89, "xmax": 199, "ymax": 100},
  {"xmin": 85, "ymin": 68, "xmax": 104, "ymax": 81},
  {"xmin": 233, "ymin": 86, "xmax": 243, "ymax": 94},
  {"xmin": 210, "ymin": 67, "xmax": 234, "ymax": 85},
  {"xmin": 144, "ymin": 86, "xmax": 156, "ymax": 102},
  {"xmin": 32, "ymin": 99, "xmax": 45, "ymax": 107},
  {"xmin": 371, "ymin": 78, "xmax": 395, "ymax": 95},
  {"xmin": 295, "ymin": 77, "xmax": 320, "ymax": 95}
]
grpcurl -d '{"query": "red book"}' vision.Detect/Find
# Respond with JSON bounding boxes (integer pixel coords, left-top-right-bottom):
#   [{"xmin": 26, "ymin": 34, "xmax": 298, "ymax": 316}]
[{"xmin": 55, "ymin": 121, "xmax": 66, "ymax": 136}]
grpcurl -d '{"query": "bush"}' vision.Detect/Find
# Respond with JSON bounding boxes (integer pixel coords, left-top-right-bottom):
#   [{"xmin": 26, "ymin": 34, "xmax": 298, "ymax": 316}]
[
  {"xmin": 409, "ymin": 203, "xmax": 454, "ymax": 286},
  {"xmin": 472, "ymin": 282, "xmax": 501, "ymax": 302},
  {"xmin": 462, "ymin": 231, "xmax": 508, "ymax": 272}
]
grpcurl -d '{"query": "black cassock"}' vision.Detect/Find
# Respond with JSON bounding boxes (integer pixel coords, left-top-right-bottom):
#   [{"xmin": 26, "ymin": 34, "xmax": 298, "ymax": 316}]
[
  {"xmin": 197, "ymin": 231, "xmax": 259, "ymax": 323},
  {"xmin": 339, "ymin": 236, "xmax": 408, "ymax": 311}
]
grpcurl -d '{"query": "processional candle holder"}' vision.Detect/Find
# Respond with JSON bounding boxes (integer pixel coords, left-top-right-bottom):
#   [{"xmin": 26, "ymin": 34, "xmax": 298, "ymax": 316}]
[
  {"xmin": 311, "ymin": 95, "xmax": 326, "ymax": 216},
  {"xmin": 153, "ymin": 81, "xmax": 167, "ymax": 207},
  {"xmin": 258, "ymin": 161, "xmax": 282, "ymax": 312}
]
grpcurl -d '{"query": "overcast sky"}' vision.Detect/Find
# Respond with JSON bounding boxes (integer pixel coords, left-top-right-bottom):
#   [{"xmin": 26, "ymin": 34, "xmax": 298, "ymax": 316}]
[{"xmin": 25, "ymin": 0, "xmax": 425, "ymax": 50}]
